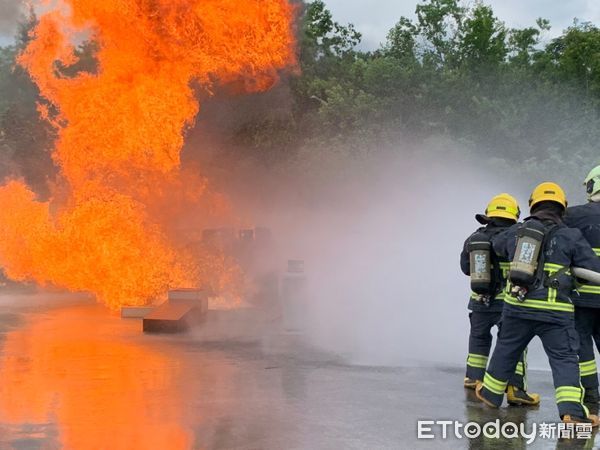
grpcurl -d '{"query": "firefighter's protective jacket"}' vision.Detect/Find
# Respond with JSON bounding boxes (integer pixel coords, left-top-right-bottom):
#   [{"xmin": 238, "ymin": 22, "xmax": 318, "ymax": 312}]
[
  {"xmin": 493, "ymin": 216, "xmax": 600, "ymax": 324},
  {"xmin": 564, "ymin": 201, "xmax": 600, "ymax": 308}
]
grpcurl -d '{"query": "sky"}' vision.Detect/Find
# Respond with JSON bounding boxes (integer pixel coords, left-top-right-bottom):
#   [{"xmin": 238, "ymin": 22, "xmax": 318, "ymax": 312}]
[
  {"xmin": 324, "ymin": 0, "xmax": 600, "ymax": 49},
  {"xmin": 0, "ymin": 0, "xmax": 22, "ymax": 45}
]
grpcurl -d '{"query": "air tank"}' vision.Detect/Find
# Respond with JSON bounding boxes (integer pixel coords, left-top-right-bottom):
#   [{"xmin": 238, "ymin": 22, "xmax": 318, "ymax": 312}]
[
  {"xmin": 468, "ymin": 232, "xmax": 492, "ymax": 295},
  {"xmin": 510, "ymin": 220, "xmax": 546, "ymax": 288},
  {"xmin": 281, "ymin": 260, "xmax": 308, "ymax": 332}
]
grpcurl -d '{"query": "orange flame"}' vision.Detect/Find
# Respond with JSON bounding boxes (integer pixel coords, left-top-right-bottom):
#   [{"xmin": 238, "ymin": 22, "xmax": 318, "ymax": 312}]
[{"xmin": 0, "ymin": 0, "xmax": 296, "ymax": 309}]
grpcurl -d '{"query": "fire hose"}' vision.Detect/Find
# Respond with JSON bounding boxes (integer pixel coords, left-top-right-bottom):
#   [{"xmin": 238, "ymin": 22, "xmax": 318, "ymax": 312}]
[
  {"xmin": 511, "ymin": 267, "xmax": 600, "ymax": 302},
  {"xmin": 572, "ymin": 267, "xmax": 600, "ymax": 285}
]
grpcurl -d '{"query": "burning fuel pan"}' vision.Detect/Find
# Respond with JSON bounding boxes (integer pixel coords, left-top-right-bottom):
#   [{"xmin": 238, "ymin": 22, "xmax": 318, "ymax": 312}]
[
  {"xmin": 143, "ymin": 289, "xmax": 208, "ymax": 334},
  {"xmin": 121, "ymin": 306, "xmax": 155, "ymax": 319}
]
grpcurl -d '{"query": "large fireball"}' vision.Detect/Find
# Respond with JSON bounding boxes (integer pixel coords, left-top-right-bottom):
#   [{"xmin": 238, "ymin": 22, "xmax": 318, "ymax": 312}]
[{"xmin": 0, "ymin": 0, "xmax": 297, "ymax": 309}]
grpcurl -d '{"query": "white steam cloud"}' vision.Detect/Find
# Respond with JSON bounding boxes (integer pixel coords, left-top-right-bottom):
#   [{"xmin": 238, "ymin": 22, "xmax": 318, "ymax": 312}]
[{"xmin": 254, "ymin": 143, "xmax": 570, "ymax": 370}]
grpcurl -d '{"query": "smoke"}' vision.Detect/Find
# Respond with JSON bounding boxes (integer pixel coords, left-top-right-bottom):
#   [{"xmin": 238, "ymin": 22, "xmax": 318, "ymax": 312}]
[
  {"xmin": 211, "ymin": 133, "xmax": 589, "ymax": 370},
  {"xmin": 206, "ymin": 138, "xmax": 498, "ymax": 363},
  {"xmin": 0, "ymin": 0, "xmax": 22, "ymax": 39},
  {"xmin": 278, "ymin": 145, "xmax": 592, "ymax": 369},
  {"xmin": 278, "ymin": 148, "xmax": 519, "ymax": 367}
]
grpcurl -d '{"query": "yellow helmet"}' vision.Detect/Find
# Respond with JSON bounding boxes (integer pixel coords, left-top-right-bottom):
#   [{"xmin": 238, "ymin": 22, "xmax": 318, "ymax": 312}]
[
  {"xmin": 485, "ymin": 193, "xmax": 521, "ymax": 221},
  {"xmin": 529, "ymin": 182, "xmax": 567, "ymax": 209}
]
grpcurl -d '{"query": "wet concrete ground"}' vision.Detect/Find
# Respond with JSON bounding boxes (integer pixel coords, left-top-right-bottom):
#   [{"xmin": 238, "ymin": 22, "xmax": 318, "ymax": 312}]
[{"xmin": 0, "ymin": 294, "xmax": 598, "ymax": 449}]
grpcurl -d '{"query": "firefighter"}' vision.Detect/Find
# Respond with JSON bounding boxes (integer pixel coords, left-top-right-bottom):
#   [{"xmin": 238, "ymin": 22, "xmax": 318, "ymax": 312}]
[
  {"xmin": 565, "ymin": 165, "xmax": 600, "ymax": 404},
  {"xmin": 460, "ymin": 193, "xmax": 538, "ymax": 405},
  {"xmin": 476, "ymin": 182, "xmax": 600, "ymax": 425}
]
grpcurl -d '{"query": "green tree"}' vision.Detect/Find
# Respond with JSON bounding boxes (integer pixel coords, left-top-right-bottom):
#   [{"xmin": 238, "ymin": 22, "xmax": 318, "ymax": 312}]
[
  {"xmin": 297, "ymin": 0, "xmax": 361, "ymax": 77},
  {"xmin": 458, "ymin": 3, "xmax": 507, "ymax": 71},
  {"xmin": 415, "ymin": 0, "xmax": 465, "ymax": 68},
  {"xmin": 508, "ymin": 19, "xmax": 549, "ymax": 67},
  {"xmin": 0, "ymin": 9, "xmax": 55, "ymax": 198},
  {"xmin": 541, "ymin": 21, "xmax": 600, "ymax": 98},
  {"xmin": 384, "ymin": 17, "xmax": 418, "ymax": 64}
]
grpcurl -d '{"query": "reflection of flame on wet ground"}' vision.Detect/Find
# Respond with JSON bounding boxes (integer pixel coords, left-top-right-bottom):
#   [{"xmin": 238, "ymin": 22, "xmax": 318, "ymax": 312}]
[
  {"xmin": 0, "ymin": 298, "xmax": 307, "ymax": 449},
  {"xmin": 0, "ymin": 304, "xmax": 198, "ymax": 449}
]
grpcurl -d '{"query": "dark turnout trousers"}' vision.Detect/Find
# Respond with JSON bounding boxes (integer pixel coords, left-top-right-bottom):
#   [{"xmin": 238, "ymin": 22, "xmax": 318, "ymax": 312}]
[
  {"xmin": 480, "ymin": 315, "xmax": 587, "ymax": 418},
  {"xmin": 466, "ymin": 310, "xmax": 526, "ymax": 389},
  {"xmin": 575, "ymin": 307, "xmax": 600, "ymax": 389}
]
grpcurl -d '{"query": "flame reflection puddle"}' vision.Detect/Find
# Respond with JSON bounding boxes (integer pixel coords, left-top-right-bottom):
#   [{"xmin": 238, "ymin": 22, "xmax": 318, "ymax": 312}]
[{"xmin": 0, "ymin": 302, "xmax": 233, "ymax": 450}]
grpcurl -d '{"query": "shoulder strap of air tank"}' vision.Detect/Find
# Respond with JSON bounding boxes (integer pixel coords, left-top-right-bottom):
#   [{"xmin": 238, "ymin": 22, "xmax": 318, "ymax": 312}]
[
  {"xmin": 485, "ymin": 225, "xmax": 503, "ymax": 235},
  {"xmin": 468, "ymin": 226, "xmax": 486, "ymax": 241},
  {"xmin": 534, "ymin": 222, "xmax": 560, "ymax": 287},
  {"xmin": 484, "ymin": 226, "xmax": 505, "ymax": 294}
]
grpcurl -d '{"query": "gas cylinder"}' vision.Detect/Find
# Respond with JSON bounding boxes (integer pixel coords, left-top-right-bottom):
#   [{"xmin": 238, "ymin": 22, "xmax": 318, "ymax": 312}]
[
  {"xmin": 468, "ymin": 231, "xmax": 492, "ymax": 295},
  {"xmin": 509, "ymin": 220, "xmax": 546, "ymax": 288},
  {"xmin": 281, "ymin": 260, "xmax": 308, "ymax": 332}
]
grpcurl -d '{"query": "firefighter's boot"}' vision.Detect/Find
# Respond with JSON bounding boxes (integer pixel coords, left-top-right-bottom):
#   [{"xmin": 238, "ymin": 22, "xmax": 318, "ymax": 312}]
[
  {"xmin": 506, "ymin": 385, "xmax": 540, "ymax": 406},
  {"xmin": 475, "ymin": 382, "xmax": 499, "ymax": 408},
  {"xmin": 464, "ymin": 377, "xmax": 479, "ymax": 390},
  {"xmin": 584, "ymin": 387, "xmax": 600, "ymax": 404},
  {"xmin": 562, "ymin": 414, "xmax": 600, "ymax": 428}
]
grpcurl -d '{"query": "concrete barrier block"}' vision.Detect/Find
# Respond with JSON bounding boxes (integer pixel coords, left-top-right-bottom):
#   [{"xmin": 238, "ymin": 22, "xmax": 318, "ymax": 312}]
[
  {"xmin": 143, "ymin": 289, "xmax": 208, "ymax": 333},
  {"xmin": 120, "ymin": 306, "xmax": 155, "ymax": 319}
]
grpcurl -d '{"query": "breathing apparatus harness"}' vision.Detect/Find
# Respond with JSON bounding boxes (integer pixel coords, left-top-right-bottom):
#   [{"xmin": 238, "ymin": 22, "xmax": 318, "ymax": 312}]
[
  {"xmin": 467, "ymin": 226, "xmax": 505, "ymax": 307},
  {"xmin": 508, "ymin": 219, "xmax": 565, "ymax": 302}
]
